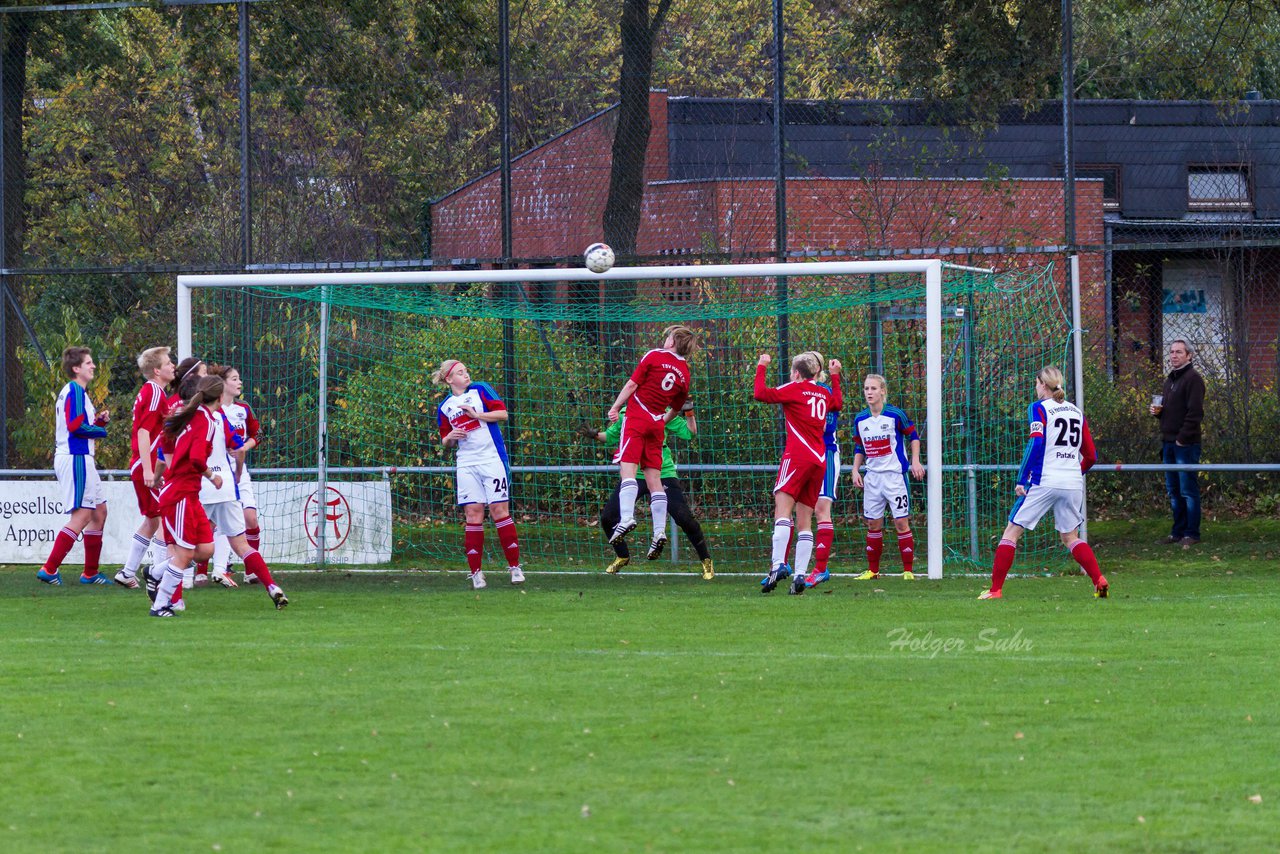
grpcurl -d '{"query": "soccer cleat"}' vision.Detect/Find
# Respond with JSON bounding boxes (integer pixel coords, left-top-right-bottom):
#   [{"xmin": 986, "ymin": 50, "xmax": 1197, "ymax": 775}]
[
  {"xmin": 509, "ymin": 565, "xmax": 525, "ymax": 585},
  {"xmin": 470, "ymin": 570, "xmax": 487, "ymax": 590},
  {"xmin": 789, "ymin": 573, "xmax": 806, "ymax": 595},
  {"xmin": 646, "ymin": 535, "xmax": 667, "ymax": 561},
  {"xmin": 605, "ymin": 557, "xmax": 630, "ymax": 575},
  {"xmin": 149, "ymin": 606, "xmax": 177, "ymax": 617},
  {"xmin": 608, "ymin": 519, "xmax": 636, "ymax": 545},
  {"xmin": 760, "ymin": 563, "xmax": 791, "ymax": 594},
  {"xmin": 902, "ymin": 570, "xmax": 916, "ymax": 581},
  {"xmin": 36, "ymin": 569, "xmax": 63, "ymax": 586},
  {"xmin": 211, "ymin": 571, "xmax": 239, "ymax": 589},
  {"xmin": 1094, "ymin": 577, "xmax": 1109, "ymax": 599},
  {"xmin": 143, "ymin": 572, "xmax": 159, "ymax": 604},
  {"xmin": 977, "ymin": 589, "xmax": 1003, "ymax": 600},
  {"xmin": 804, "ymin": 570, "xmax": 830, "ymax": 588},
  {"xmin": 701, "ymin": 558, "xmax": 715, "ymax": 580},
  {"xmin": 243, "ymin": 572, "xmax": 260, "ymax": 585},
  {"xmin": 268, "ymin": 584, "xmax": 289, "ymax": 610},
  {"xmin": 193, "ymin": 573, "xmax": 209, "ymax": 587},
  {"xmin": 113, "ymin": 570, "xmax": 140, "ymax": 589},
  {"xmin": 79, "ymin": 573, "xmax": 110, "ymax": 585},
  {"xmin": 854, "ymin": 570, "xmax": 878, "ymax": 581}
]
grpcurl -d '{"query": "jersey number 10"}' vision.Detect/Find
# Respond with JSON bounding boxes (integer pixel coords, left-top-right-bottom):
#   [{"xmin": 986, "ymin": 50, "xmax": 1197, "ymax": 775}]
[{"xmin": 808, "ymin": 397, "xmax": 827, "ymax": 420}]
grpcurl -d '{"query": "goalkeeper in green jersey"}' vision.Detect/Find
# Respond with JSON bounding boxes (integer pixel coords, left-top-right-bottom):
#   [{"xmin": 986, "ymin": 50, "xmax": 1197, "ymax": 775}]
[{"xmin": 582, "ymin": 399, "xmax": 713, "ymax": 579}]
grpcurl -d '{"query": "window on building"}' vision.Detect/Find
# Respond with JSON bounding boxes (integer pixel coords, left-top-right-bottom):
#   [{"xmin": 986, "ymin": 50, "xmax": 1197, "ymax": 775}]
[
  {"xmin": 1188, "ymin": 166, "xmax": 1251, "ymax": 210},
  {"xmin": 1077, "ymin": 165, "xmax": 1120, "ymax": 210}
]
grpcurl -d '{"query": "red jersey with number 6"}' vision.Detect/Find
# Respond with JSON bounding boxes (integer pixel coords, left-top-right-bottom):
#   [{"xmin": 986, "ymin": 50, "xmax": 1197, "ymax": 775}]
[
  {"xmin": 628, "ymin": 348, "xmax": 691, "ymax": 422},
  {"xmin": 753, "ymin": 366, "xmax": 842, "ymax": 465}
]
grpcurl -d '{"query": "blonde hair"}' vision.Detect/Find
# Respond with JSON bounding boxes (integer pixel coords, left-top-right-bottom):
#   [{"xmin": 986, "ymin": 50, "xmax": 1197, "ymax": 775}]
[
  {"xmin": 662, "ymin": 325, "xmax": 698, "ymax": 358},
  {"xmin": 864, "ymin": 373, "xmax": 887, "ymax": 391},
  {"xmin": 791, "ymin": 352, "xmax": 821, "ymax": 380},
  {"xmin": 809, "ymin": 351, "xmax": 828, "ymax": 383},
  {"xmin": 431, "ymin": 359, "xmax": 463, "ymax": 385},
  {"xmin": 137, "ymin": 346, "xmax": 171, "ymax": 379},
  {"xmin": 1037, "ymin": 366, "xmax": 1067, "ymax": 403}
]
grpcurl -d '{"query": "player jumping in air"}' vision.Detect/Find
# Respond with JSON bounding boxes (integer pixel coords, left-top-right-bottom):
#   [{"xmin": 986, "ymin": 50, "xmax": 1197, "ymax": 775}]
[
  {"xmin": 791, "ymin": 353, "xmax": 842, "ymax": 594},
  {"xmin": 606, "ymin": 325, "xmax": 698, "ymax": 559},
  {"xmin": 37, "ymin": 347, "xmax": 112, "ymax": 586},
  {"xmin": 753, "ymin": 351, "xmax": 842, "ymax": 593},
  {"xmin": 434, "ymin": 359, "xmax": 524, "ymax": 589},
  {"xmin": 979, "ymin": 366, "xmax": 1107, "ymax": 600},
  {"xmin": 850, "ymin": 374, "xmax": 926, "ymax": 581},
  {"xmin": 585, "ymin": 397, "xmax": 714, "ymax": 579},
  {"xmin": 114, "ymin": 346, "xmax": 176, "ymax": 589}
]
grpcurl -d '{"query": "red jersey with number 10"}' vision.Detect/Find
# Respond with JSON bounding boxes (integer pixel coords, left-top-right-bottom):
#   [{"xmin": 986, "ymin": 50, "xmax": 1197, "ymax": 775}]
[
  {"xmin": 628, "ymin": 348, "xmax": 691, "ymax": 422},
  {"xmin": 129, "ymin": 379, "xmax": 168, "ymax": 470},
  {"xmin": 753, "ymin": 366, "xmax": 842, "ymax": 465}
]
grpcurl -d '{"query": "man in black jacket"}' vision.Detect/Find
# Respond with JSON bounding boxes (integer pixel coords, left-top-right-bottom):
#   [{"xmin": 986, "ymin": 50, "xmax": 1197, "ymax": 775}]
[{"xmin": 1149, "ymin": 339, "xmax": 1205, "ymax": 546}]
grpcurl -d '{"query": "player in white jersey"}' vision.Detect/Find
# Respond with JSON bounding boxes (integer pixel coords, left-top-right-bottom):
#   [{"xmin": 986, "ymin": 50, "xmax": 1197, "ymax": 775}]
[
  {"xmin": 979, "ymin": 366, "xmax": 1109, "ymax": 600},
  {"xmin": 198, "ymin": 366, "xmax": 288, "ymax": 608},
  {"xmin": 849, "ymin": 374, "xmax": 925, "ymax": 580},
  {"xmin": 38, "ymin": 346, "xmax": 112, "ymax": 586},
  {"xmin": 209, "ymin": 365, "xmax": 265, "ymax": 585},
  {"xmin": 433, "ymin": 359, "xmax": 524, "ymax": 589}
]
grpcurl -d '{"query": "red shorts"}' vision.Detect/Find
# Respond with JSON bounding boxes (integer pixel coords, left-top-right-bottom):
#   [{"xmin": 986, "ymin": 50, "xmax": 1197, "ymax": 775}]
[
  {"xmin": 773, "ymin": 453, "xmax": 827, "ymax": 508},
  {"xmin": 161, "ymin": 496, "xmax": 213, "ymax": 549},
  {"xmin": 613, "ymin": 413, "xmax": 666, "ymax": 471},
  {"xmin": 130, "ymin": 465, "xmax": 160, "ymax": 518}
]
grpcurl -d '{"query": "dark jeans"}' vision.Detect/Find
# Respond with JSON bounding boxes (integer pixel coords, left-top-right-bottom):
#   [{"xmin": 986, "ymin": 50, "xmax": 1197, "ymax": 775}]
[
  {"xmin": 1162, "ymin": 441, "xmax": 1201, "ymax": 540},
  {"xmin": 600, "ymin": 477, "xmax": 710, "ymax": 560}
]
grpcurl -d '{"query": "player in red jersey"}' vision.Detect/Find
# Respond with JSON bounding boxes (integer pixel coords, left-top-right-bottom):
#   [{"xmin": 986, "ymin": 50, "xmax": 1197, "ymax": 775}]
[
  {"xmin": 151, "ymin": 375, "xmax": 224, "ymax": 616},
  {"xmin": 145, "ymin": 361, "xmax": 209, "ymax": 614},
  {"xmin": 753, "ymin": 351, "xmax": 842, "ymax": 593},
  {"xmin": 606, "ymin": 325, "xmax": 698, "ymax": 558},
  {"xmin": 112, "ymin": 346, "xmax": 176, "ymax": 588}
]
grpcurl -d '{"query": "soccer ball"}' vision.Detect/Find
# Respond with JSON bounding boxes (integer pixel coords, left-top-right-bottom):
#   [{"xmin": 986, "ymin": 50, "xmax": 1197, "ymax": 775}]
[{"xmin": 584, "ymin": 242, "xmax": 615, "ymax": 274}]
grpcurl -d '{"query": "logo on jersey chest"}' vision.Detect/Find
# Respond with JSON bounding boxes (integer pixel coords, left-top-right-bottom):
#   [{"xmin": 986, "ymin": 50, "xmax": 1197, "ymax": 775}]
[{"xmin": 863, "ymin": 435, "xmax": 892, "ymax": 456}]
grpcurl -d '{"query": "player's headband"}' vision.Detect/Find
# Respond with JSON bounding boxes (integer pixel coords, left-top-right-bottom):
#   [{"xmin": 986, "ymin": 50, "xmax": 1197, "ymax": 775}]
[{"xmin": 440, "ymin": 359, "xmax": 461, "ymax": 380}]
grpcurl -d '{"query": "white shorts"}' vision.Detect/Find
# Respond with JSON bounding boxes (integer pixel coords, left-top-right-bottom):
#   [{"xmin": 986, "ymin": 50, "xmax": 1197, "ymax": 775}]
[
  {"xmin": 237, "ymin": 470, "xmax": 257, "ymax": 510},
  {"xmin": 863, "ymin": 470, "xmax": 911, "ymax": 520},
  {"xmin": 457, "ymin": 459, "xmax": 510, "ymax": 506},
  {"xmin": 819, "ymin": 449, "xmax": 840, "ymax": 502},
  {"xmin": 1010, "ymin": 484, "xmax": 1083, "ymax": 532},
  {"xmin": 205, "ymin": 501, "xmax": 247, "ymax": 539},
  {"xmin": 55, "ymin": 453, "xmax": 106, "ymax": 512}
]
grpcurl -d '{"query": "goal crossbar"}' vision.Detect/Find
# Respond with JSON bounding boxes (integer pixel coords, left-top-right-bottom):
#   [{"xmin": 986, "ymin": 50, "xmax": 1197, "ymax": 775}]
[{"xmin": 178, "ymin": 259, "xmax": 972, "ymax": 578}]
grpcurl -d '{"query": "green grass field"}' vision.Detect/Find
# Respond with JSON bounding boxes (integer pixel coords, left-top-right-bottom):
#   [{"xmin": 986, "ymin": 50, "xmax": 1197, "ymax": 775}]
[{"xmin": 2, "ymin": 519, "xmax": 1276, "ymax": 852}]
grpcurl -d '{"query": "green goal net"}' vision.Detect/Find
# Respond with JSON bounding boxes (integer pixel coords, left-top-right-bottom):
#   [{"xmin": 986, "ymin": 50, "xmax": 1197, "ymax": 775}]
[{"xmin": 180, "ymin": 260, "xmax": 1072, "ymax": 576}]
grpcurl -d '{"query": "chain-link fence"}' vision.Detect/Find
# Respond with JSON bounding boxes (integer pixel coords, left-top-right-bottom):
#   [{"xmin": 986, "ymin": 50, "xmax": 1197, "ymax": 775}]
[{"xmin": 3, "ymin": 1, "xmax": 1280, "ymax": 523}]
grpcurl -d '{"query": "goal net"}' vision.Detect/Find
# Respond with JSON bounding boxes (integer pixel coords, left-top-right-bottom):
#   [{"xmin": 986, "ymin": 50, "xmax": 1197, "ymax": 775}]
[{"xmin": 177, "ymin": 260, "xmax": 1072, "ymax": 578}]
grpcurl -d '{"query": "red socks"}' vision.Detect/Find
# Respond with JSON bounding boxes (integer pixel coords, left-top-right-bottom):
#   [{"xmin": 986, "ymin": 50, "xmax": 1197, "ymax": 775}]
[
  {"xmin": 814, "ymin": 521, "xmax": 834, "ymax": 572},
  {"xmin": 82, "ymin": 529, "xmax": 104, "ymax": 576},
  {"xmin": 991, "ymin": 538, "xmax": 1017, "ymax": 592},
  {"xmin": 245, "ymin": 525, "xmax": 261, "ymax": 552},
  {"xmin": 495, "ymin": 517, "xmax": 521, "ymax": 567},
  {"xmin": 43, "ymin": 527, "xmax": 78, "ymax": 573},
  {"xmin": 464, "ymin": 524, "xmax": 484, "ymax": 573},
  {"xmin": 865, "ymin": 530, "xmax": 884, "ymax": 574},
  {"xmin": 242, "ymin": 550, "xmax": 276, "ymax": 588},
  {"xmin": 897, "ymin": 531, "xmax": 915, "ymax": 573},
  {"xmin": 1070, "ymin": 540, "xmax": 1103, "ymax": 585}
]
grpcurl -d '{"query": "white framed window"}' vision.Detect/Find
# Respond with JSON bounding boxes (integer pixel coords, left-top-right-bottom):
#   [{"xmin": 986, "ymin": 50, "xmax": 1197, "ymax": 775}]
[{"xmin": 1188, "ymin": 166, "xmax": 1251, "ymax": 210}]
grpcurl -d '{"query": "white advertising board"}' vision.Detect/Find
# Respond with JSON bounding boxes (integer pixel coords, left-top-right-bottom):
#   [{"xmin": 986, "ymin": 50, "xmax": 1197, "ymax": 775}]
[{"xmin": 0, "ymin": 480, "xmax": 391, "ymax": 565}]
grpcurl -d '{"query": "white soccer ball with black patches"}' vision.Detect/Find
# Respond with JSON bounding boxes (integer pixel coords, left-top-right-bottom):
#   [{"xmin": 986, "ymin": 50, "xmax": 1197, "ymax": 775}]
[{"xmin": 584, "ymin": 242, "xmax": 615, "ymax": 274}]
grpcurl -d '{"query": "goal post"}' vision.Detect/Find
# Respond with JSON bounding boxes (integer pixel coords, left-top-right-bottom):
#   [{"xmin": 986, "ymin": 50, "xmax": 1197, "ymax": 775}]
[{"xmin": 177, "ymin": 259, "xmax": 1068, "ymax": 578}]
